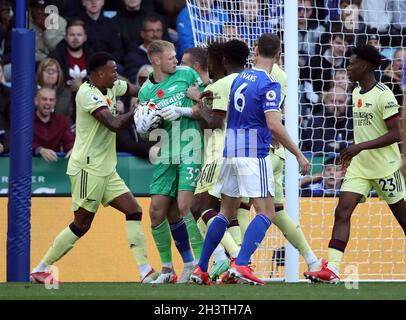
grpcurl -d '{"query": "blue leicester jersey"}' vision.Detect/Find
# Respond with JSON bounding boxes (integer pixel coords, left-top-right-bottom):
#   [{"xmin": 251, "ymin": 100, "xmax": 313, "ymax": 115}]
[{"xmin": 223, "ymin": 67, "xmax": 281, "ymax": 158}]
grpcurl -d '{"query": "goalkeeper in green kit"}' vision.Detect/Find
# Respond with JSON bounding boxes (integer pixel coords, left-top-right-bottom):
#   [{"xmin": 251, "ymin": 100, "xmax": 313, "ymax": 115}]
[{"xmin": 135, "ymin": 40, "xmax": 206, "ymax": 283}]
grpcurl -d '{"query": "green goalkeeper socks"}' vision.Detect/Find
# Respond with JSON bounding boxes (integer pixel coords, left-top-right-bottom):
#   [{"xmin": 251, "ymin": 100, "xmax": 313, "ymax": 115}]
[
  {"xmin": 126, "ymin": 220, "xmax": 148, "ymax": 266},
  {"xmin": 151, "ymin": 219, "xmax": 172, "ymax": 264},
  {"xmin": 273, "ymin": 209, "xmax": 317, "ymax": 265},
  {"xmin": 42, "ymin": 226, "xmax": 80, "ymax": 266},
  {"xmin": 184, "ymin": 212, "xmax": 204, "ymax": 260}
]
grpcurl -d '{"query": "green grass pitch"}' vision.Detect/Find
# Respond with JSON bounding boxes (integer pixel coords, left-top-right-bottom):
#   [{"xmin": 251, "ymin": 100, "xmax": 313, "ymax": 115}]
[{"xmin": 0, "ymin": 282, "xmax": 405, "ymax": 300}]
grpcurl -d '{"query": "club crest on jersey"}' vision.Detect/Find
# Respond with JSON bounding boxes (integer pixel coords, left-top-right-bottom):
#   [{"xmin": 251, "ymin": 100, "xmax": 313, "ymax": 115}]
[
  {"xmin": 157, "ymin": 89, "xmax": 165, "ymax": 98},
  {"xmin": 357, "ymin": 99, "xmax": 362, "ymax": 108}
]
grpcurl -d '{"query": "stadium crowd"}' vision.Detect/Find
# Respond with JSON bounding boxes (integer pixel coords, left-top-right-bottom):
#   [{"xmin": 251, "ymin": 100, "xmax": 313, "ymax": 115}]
[{"xmin": 0, "ymin": 0, "xmax": 405, "ymax": 195}]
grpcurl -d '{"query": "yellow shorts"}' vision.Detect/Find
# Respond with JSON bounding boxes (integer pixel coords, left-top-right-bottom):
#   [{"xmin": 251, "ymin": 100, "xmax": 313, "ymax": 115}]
[
  {"xmin": 194, "ymin": 159, "xmax": 221, "ymax": 198},
  {"xmin": 269, "ymin": 148, "xmax": 284, "ymax": 205},
  {"xmin": 341, "ymin": 169, "xmax": 406, "ymax": 205},
  {"xmin": 69, "ymin": 170, "xmax": 130, "ymax": 213}
]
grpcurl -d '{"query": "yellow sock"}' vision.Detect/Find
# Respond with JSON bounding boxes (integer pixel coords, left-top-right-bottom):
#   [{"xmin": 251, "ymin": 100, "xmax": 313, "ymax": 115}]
[
  {"xmin": 207, "ymin": 216, "xmax": 239, "ymax": 257},
  {"xmin": 237, "ymin": 207, "xmax": 250, "ymax": 239},
  {"xmin": 126, "ymin": 220, "xmax": 148, "ymax": 266},
  {"xmin": 228, "ymin": 222, "xmax": 242, "ymax": 247},
  {"xmin": 42, "ymin": 226, "xmax": 79, "ymax": 265},
  {"xmin": 197, "ymin": 217, "xmax": 207, "ymax": 236},
  {"xmin": 328, "ymin": 248, "xmax": 343, "ymax": 275},
  {"xmin": 273, "ymin": 210, "xmax": 311, "ymax": 255}
]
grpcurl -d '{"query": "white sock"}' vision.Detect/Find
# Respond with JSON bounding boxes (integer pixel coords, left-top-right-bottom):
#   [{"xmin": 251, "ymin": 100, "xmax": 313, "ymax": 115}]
[
  {"xmin": 327, "ymin": 263, "xmax": 340, "ymax": 276},
  {"xmin": 184, "ymin": 261, "xmax": 195, "ymax": 268},
  {"xmin": 303, "ymin": 250, "xmax": 318, "ymax": 266},
  {"xmin": 162, "ymin": 262, "xmax": 173, "ymax": 273},
  {"xmin": 32, "ymin": 262, "xmax": 50, "ymax": 273},
  {"xmin": 139, "ymin": 263, "xmax": 152, "ymax": 279},
  {"xmin": 212, "ymin": 244, "xmax": 228, "ymax": 262}
]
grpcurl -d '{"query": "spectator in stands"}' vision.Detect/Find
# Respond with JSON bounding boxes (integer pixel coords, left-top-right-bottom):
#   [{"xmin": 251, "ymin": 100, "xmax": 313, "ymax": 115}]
[
  {"xmin": 359, "ymin": 0, "xmax": 401, "ymax": 46},
  {"xmin": 235, "ymin": 0, "xmax": 280, "ymax": 49},
  {"xmin": 153, "ymin": 0, "xmax": 185, "ymax": 31},
  {"xmin": 36, "ymin": 57, "xmax": 74, "ymax": 121},
  {"xmin": 301, "ymin": 86, "xmax": 353, "ymax": 154},
  {"xmin": 300, "ymin": 157, "xmax": 345, "ymax": 197},
  {"xmin": 365, "ymin": 29, "xmax": 391, "ymax": 80},
  {"xmin": 176, "ymin": 0, "xmax": 229, "ymax": 60},
  {"xmin": 304, "ymin": 31, "xmax": 353, "ymax": 102},
  {"xmin": 381, "ymin": 47, "xmax": 406, "ymax": 105},
  {"xmin": 0, "ymin": 119, "xmax": 7, "ymax": 154},
  {"xmin": 180, "ymin": 47, "xmax": 210, "ymax": 87},
  {"xmin": 337, "ymin": 0, "xmax": 367, "ymax": 46},
  {"xmin": 77, "ymin": 0, "xmax": 124, "ymax": 67},
  {"xmin": 123, "ymin": 15, "xmax": 164, "ymax": 83},
  {"xmin": 333, "ymin": 68, "xmax": 351, "ymax": 93},
  {"xmin": 55, "ymin": 0, "xmax": 82, "ymax": 20},
  {"xmin": 0, "ymin": 0, "xmax": 13, "ymax": 83},
  {"xmin": 222, "ymin": 23, "xmax": 238, "ymax": 41},
  {"xmin": 135, "ymin": 64, "xmax": 152, "ymax": 87},
  {"xmin": 49, "ymin": 19, "xmax": 93, "ymax": 92},
  {"xmin": 29, "ymin": 0, "xmax": 67, "ymax": 64},
  {"xmin": 33, "ymin": 87, "xmax": 75, "ymax": 162},
  {"xmin": 389, "ymin": 0, "xmax": 406, "ymax": 46},
  {"xmin": 112, "ymin": 0, "xmax": 168, "ymax": 52},
  {"xmin": 298, "ymin": 0, "xmax": 325, "ymax": 57},
  {"xmin": 0, "ymin": 62, "xmax": 9, "ymax": 154}
]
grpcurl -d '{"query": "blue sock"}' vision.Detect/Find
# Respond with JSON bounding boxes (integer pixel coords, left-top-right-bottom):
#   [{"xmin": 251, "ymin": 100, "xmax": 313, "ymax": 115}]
[
  {"xmin": 236, "ymin": 214, "xmax": 272, "ymax": 266},
  {"xmin": 170, "ymin": 219, "xmax": 194, "ymax": 263},
  {"xmin": 198, "ymin": 213, "xmax": 229, "ymax": 272}
]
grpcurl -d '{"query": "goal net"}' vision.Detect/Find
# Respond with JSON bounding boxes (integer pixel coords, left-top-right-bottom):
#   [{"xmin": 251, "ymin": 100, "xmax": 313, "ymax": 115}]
[{"xmin": 186, "ymin": 0, "xmax": 406, "ymax": 281}]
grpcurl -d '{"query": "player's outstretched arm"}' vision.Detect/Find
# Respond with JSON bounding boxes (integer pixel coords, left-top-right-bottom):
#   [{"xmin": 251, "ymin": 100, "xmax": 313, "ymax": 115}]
[
  {"xmin": 340, "ymin": 115, "xmax": 400, "ymax": 168},
  {"xmin": 92, "ymin": 105, "xmax": 136, "ymax": 133},
  {"xmin": 266, "ymin": 111, "xmax": 309, "ymax": 176},
  {"xmin": 124, "ymin": 82, "xmax": 140, "ymax": 97}
]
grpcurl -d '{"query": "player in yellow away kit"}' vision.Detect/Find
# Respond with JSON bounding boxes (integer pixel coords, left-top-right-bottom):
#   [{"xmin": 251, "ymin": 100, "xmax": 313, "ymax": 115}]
[
  {"xmin": 30, "ymin": 52, "xmax": 158, "ymax": 284},
  {"xmin": 305, "ymin": 45, "xmax": 406, "ymax": 284}
]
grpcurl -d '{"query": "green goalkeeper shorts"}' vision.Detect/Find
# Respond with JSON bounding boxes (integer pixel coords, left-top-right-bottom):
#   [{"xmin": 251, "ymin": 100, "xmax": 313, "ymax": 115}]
[
  {"xmin": 269, "ymin": 148, "xmax": 284, "ymax": 205},
  {"xmin": 150, "ymin": 151, "xmax": 202, "ymax": 198}
]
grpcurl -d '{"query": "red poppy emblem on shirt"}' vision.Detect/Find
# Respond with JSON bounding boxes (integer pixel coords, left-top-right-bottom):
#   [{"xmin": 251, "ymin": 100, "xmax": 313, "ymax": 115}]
[
  {"xmin": 106, "ymin": 98, "xmax": 112, "ymax": 106},
  {"xmin": 357, "ymin": 99, "xmax": 362, "ymax": 108},
  {"xmin": 157, "ymin": 89, "xmax": 165, "ymax": 98}
]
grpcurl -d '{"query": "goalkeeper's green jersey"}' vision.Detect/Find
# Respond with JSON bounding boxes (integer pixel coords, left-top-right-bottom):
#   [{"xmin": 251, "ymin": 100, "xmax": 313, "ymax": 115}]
[
  {"xmin": 346, "ymin": 82, "xmax": 401, "ymax": 179},
  {"xmin": 138, "ymin": 66, "xmax": 204, "ymax": 159},
  {"xmin": 67, "ymin": 79, "xmax": 128, "ymax": 176},
  {"xmin": 269, "ymin": 63, "xmax": 287, "ymax": 159}
]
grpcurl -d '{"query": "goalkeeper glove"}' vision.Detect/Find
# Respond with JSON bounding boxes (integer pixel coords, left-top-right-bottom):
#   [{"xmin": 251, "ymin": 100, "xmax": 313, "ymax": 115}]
[
  {"xmin": 134, "ymin": 105, "xmax": 160, "ymax": 134},
  {"xmin": 161, "ymin": 105, "xmax": 193, "ymax": 121}
]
